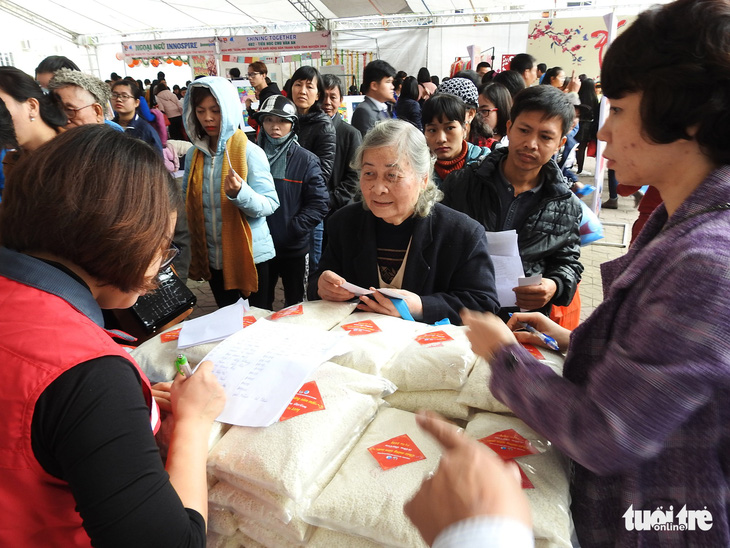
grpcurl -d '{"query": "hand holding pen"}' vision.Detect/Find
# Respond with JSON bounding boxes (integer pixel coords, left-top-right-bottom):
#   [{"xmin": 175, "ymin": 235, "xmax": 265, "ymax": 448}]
[{"xmin": 506, "ymin": 313, "xmax": 572, "ymax": 352}]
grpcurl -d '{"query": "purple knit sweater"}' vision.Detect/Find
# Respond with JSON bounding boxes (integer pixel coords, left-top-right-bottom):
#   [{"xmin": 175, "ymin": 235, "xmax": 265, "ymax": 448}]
[{"xmin": 491, "ymin": 166, "xmax": 730, "ymax": 547}]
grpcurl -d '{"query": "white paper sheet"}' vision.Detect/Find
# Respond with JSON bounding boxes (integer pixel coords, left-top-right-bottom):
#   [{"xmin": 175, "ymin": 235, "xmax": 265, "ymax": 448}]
[
  {"xmin": 518, "ymin": 275, "xmax": 542, "ymax": 287},
  {"xmin": 485, "ymin": 229, "xmax": 521, "ymax": 257},
  {"xmin": 339, "ymin": 281, "xmax": 373, "ymax": 296},
  {"xmin": 177, "ymin": 298, "xmax": 248, "ymax": 349},
  {"xmin": 338, "ymin": 282, "xmax": 403, "ymax": 300},
  {"xmin": 200, "ymin": 319, "xmax": 350, "ymax": 427},
  {"xmin": 485, "ymin": 231, "xmax": 524, "ymax": 308},
  {"xmin": 490, "ymin": 256, "xmax": 525, "ymax": 308}
]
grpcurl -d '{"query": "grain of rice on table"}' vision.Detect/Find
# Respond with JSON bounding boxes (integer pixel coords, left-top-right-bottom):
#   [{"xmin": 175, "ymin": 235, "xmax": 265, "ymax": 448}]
[
  {"xmin": 382, "ymin": 323, "xmax": 477, "ymax": 391},
  {"xmin": 207, "ymin": 361, "xmax": 394, "ymax": 501},
  {"xmin": 465, "ymin": 412, "xmax": 573, "ymax": 547},
  {"xmin": 304, "ymin": 407, "xmax": 442, "ymax": 548},
  {"xmin": 329, "ymin": 312, "xmax": 421, "ymax": 375}
]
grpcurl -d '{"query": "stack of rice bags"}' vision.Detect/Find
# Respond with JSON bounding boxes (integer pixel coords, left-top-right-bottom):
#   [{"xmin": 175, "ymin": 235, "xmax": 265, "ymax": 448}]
[
  {"xmin": 206, "ymin": 361, "xmax": 396, "ymax": 547},
  {"xmin": 465, "ymin": 412, "xmax": 573, "ymax": 548},
  {"xmin": 302, "ymin": 407, "xmax": 442, "ymax": 547},
  {"xmin": 381, "ymin": 323, "xmax": 477, "ymax": 420}
]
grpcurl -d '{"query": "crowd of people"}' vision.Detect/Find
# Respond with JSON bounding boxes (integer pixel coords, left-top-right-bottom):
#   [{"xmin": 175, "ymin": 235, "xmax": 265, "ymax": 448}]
[{"xmin": 0, "ymin": 0, "xmax": 728, "ymax": 545}]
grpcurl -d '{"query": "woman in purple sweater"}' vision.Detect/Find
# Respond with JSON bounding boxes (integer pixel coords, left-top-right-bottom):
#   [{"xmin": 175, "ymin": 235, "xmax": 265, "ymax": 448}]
[{"xmin": 460, "ymin": 1, "xmax": 730, "ymax": 546}]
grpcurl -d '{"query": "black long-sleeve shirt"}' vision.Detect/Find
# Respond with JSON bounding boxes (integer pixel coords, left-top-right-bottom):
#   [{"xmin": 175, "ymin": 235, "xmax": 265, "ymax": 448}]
[{"xmin": 31, "ymin": 358, "xmax": 206, "ymax": 547}]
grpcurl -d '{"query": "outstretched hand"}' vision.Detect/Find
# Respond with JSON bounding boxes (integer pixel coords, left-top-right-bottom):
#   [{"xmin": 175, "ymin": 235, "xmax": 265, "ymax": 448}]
[{"xmin": 405, "ymin": 411, "xmax": 532, "ymax": 545}]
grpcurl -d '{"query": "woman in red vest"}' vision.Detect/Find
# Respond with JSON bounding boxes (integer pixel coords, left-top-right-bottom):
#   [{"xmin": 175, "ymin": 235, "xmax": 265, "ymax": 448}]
[{"xmin": 0, "ymin": 124, "xmax": 225, "ymax": 547}]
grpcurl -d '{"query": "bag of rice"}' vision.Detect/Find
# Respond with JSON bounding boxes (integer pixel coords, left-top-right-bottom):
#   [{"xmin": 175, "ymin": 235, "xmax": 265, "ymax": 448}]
[
  {"xmin": 131, "ymin": 306, "xmax": 271, "ymax": 383},
  {"xmin": 209, "ymin": 481, "xmax": 313, "ymax": 544},
  {"xmin": 209, "ymin": 409, "xmax": 372, "ymax": 528},
  {"xmin": 211, "ymin": 470, "xmax": 295, "ymax": 523},
  {"xmin": 329, "ymin": 312, "xmax": 420, "ymax": 375},
  {"xmin": 465, "ymin": 412, "xmax": 572, "ymax": 548},
  {"xmin": 308, "ymin": 527, "xmax": 383, "ymax": 548},
  {"xmin": 206, "ymin": 531, "xmax": 249, "ymax": 548},
  {"xmin": 458, "ymin": 350, "xmax": 563, "ymax": 414},
  {"xmin": 265, "ymin": 300, "xmax": 358, "ymax": 330},
  {"xmin": 207, "ymin": 362, "xmax": 395, "ymax": 501},
  {"xmin": 207, "ymin": 506, "xmax": 240, "ymax": 537},
  {"xmin": 382, "ymin": 324, "xmax": 477, "ymax": 391},
  {"xmin": 385, "ymin": 389, "xmax": 470, "ymax": 421},
  {"xmin": 304, "ymin": 408, "xmax": 441, "ymax": 548}
]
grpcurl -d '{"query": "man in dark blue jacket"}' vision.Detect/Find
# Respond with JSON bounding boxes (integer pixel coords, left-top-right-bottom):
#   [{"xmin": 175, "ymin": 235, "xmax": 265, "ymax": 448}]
[
  {"xmin": 351, "ymin": 60, "xmax": 396, "ymax": 138},
  {"xmin": 254, "ymin": 95, "xmax": 329, "ymax": 309},
  {"xmin": 441, "ymin": 86, "xmax": 583, "ymax": 316}
]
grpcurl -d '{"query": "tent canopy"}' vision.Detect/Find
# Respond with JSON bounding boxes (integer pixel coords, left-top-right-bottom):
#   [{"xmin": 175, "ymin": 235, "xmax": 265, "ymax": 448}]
[{"xmin": 4, "ymin": 0, "xmax": 546, "ymax": 40}]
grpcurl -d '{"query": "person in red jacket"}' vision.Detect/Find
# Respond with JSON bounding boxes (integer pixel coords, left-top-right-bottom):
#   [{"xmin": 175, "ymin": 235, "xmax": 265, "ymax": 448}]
[{"xmin": 0, "ymin": 124, "xmax": 225, "ymax": 547}]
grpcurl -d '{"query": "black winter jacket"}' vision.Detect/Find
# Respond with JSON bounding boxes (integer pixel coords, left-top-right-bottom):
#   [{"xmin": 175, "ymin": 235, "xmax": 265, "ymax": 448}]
[
  {"xmin": 296, "ymin": 107, "xmax": 336, "ymax": 183},
  {"xmin": 440, "ymin": 147, "xmax": 583, "ymax": 308},
  {"xmin": 266, "ymin": 143, "xmax": 329, "ymax": 258},
  {"xmin": 329, "ymin": 114, "xmax": 362, "ymax": 211},
  {"xmin": 308, "ymin": 203, "xmax": 499, "ymax": 325}
]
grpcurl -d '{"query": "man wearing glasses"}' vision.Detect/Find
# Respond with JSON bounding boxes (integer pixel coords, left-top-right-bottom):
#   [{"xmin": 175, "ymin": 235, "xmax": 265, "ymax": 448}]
[
  {"xmin": 110, "ymin": 80, "xmax": 163, "ymax": 154},
  {"xmin": 48, "ymin": 68, "xmax": 124, "ymax": 132}
]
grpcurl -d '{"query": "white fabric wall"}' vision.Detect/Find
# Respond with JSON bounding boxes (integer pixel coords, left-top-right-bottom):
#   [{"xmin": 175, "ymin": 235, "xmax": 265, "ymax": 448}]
[
  {"xmin": 333, "ymin": 23, "xmax": 529, "ymax": 81},
  {"xmin": 333, "ymin": 29, "xmax": 429, "ymax": 78},
  {"xmin": 429, "ymin": 22, "xmax": 529, "ymax": 78}
]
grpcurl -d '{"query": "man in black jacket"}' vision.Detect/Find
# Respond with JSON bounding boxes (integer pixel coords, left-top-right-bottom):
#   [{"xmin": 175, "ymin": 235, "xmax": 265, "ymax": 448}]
[
  {"xmin": 321, "ymin": 74, "xmax": 362, "ymax": 212},
  {"xmin": 441, "ymin": 86, "xmax": 583, "ymax": 316}
]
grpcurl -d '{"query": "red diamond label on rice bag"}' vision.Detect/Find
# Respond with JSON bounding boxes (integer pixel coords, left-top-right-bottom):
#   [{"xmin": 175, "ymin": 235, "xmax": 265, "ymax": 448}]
[
  {"xmin": 478, "ymin": 429, "xmax": 539, "ymax": 459},
  {"xmin": 340, "ymin": 319, "xmax": 382, "ymax": 336},
  {"xmin": 518, "ymin": 464, "xmax": 535, "ymax": 489},
  {"xmin": 270, "ymin": 304, "xmax": 303, "ymax": 320},
  {"xmin": 243, "ymin": 315, "xmax": 257, "ymax": 328},
  {"xmin": 415, "ymin": 330, "xmax": 454, "ymax": 346},
  {"xmin": 160, "ymin": 328, "xmax": 182, "ymax": 343},
  {"xmin": 279, "ymin": 381, "xmax": 325, "ymax": 422},
  {"xmin": 521, "ymin": 343, "xmax": 545, "ymax": 360},
  {"xmin": 368, "ymin": 434, "xmax": 426, "ymax": 470}
]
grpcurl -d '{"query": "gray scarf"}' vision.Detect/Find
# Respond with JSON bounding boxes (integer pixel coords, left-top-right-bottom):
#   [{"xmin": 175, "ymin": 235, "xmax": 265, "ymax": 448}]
[{"xmin": 258, "ymin": 130, "xmax": 298, "ymax": 179}]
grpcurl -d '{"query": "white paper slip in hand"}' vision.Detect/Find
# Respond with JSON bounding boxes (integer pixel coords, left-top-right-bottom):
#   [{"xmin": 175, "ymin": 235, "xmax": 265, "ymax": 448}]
[{"xmin": 177, "ymin": 298, "xmax": 249, "ymax": 349}]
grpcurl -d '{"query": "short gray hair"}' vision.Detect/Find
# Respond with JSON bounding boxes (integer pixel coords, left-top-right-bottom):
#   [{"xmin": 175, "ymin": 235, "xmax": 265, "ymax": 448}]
[
  {"xmin": 48, "ymin": 68, "xmax": 112, "ymax": 117},
  {"xmin": 352, "ymin": 119, "xmax": 442, "ymax": 217}
]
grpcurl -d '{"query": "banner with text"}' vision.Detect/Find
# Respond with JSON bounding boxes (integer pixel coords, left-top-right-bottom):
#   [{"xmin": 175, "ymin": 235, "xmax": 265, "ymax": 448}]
[
  {"xmin": 122, "ymin": 38, "xmax": 216, "ymax": 59},
  {"xmin": 219, "ymin": 31, "xmax": 331, "ymax": 54}
]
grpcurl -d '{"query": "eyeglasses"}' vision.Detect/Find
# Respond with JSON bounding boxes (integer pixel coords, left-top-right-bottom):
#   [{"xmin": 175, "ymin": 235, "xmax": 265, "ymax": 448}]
[
  {"xmin": 478, "ymin": 107, "xmax": 498, "ymax": 116},
  {"xmin": 111, "ymin": 93, "xmax": 134, "ymax": 101},
  {"xmin": 64, "ymin": 103, "xmax": 96, "ymax": 119},
  {"xmin": 246, "ymin": 72, "xmax": 260, "ymax": 78},
  {"xmin": 159, "ymin": 243, "xmax": 180, "ymax": 272}
]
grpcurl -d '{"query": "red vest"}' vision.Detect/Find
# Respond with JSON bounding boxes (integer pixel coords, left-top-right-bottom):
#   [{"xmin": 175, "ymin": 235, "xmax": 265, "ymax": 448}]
[{"xmin": 0, "ymin": 275, "xmax": 160, "ymax": 547}]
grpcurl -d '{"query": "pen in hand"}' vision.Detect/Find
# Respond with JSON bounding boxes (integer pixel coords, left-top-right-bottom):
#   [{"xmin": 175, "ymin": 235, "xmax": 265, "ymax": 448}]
[
  {"xmin": 508, "ymin": 315, "xmax": 561, "ymax": 352},
  {"xmin": 175, "ymin": 354, "xmax": 193, "ymax": 377}
]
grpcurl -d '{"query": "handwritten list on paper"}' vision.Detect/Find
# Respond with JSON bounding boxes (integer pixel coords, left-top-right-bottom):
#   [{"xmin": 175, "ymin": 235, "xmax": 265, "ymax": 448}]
[{"xmin": 200, "ymin": 319, "xmax": 350, "ymax": 427}]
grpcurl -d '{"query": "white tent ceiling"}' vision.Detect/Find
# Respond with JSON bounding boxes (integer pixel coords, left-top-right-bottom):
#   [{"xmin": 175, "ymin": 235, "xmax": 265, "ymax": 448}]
[{"xmin": 2, "ymin": 0, "xmax": 574, "ymax": 41}]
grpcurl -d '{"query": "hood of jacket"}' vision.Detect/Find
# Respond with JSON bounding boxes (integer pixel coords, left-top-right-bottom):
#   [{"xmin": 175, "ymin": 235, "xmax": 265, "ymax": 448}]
[{"xmin": 182, "ymin": 76, "xmax": 243, "ymax": 157}]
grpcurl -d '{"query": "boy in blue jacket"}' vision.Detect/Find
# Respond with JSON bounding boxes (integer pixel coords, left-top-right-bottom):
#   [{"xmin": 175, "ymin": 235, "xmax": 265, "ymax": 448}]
[{"xmin": 254, "ymin": 96, "xmax": 329, "ymax": 309}]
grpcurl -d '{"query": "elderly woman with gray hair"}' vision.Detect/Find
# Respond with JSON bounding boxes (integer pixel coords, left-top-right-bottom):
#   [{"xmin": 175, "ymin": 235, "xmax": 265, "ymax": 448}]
[{"xmin": 308, "ymin": 119, "xmax": 499, "ymax": 324}]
